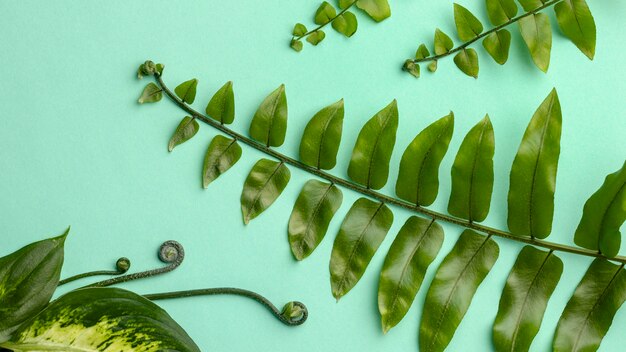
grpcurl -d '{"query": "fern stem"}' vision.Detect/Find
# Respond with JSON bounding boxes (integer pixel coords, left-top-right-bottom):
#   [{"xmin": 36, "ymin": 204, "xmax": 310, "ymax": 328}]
[
  {"xmin": 152, "ymin": 73, "xmax": 626, "ymax": 265},
  {"xmin": 144, "ymin": 288, "xmax": 307, "ymax": 326},
  {"xmin": 408, "ymin": 0, "xmax": 562, "ymax": 65},
  {"xmin": 293, "ymin": 1, "xmax": 357, "ymax": 41}
]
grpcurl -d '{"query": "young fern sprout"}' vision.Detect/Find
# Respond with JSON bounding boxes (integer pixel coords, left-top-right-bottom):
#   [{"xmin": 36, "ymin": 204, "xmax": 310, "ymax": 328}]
[{"xmin": 403, "ymin": 0, "xmax": 596, "ymax": 78}]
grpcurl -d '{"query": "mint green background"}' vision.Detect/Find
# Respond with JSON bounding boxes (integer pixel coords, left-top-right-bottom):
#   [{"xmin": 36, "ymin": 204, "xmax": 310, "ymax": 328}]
[{"xmin": 1, "ymin": 1, "xmax": 624, "ymax": 351}]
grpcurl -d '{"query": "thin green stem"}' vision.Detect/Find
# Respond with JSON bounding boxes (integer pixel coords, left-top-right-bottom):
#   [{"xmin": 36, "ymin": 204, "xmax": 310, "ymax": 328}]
[
  {"xmin": 293, "ymin": 1, "xmax": 356, "ymax": 40},
  {"xmin": 409, "ymin": 0, "xmax": 562, "ymax": 64},
  {"xmin": 59, "ymin": 257, "xmax": 131, "ymax": 286},
  {"xmin": 151, "ymin": 72, "xmax": 626, "ymax": 265},
  {"xmin": 144, "ymin": 288, "xmax": 308, "ymax": 326}
]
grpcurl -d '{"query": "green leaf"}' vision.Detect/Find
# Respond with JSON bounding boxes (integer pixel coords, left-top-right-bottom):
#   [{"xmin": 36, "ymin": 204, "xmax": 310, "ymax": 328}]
[
  {"xmin": 347, "ymin": 100, "xmax": 398, "ymax": 190},
  {"xmin": 168, "ymin": 116, "xmax": 199, "ymax": 152},
  {"xmin": 415, "ymin": 44, "xmax": 431, "ymax": 59},
  {"xmin": 434, "ymin": 29, "xmax": 454, "ymax": 55},
  {"xmin": 553, "ymin": 259, "xmax": 626, "ymax": 352},
  {"xmin": 493, "ymin": 246, "xmax": 563, "ymax": 352},
  {"xmin": 486, "ymin": 0, "xmax": 518, "ymax": 26},
  {"xmin": 249, "ymin": 84, "xmax": 288, "ymax": 147},
  {"xmin": 293, "ymin": 23, "xmax": 307, "ymax": 36},
  {"xmin": 299, "ymin": 99, "xmax": 344, "ymax": 170},
  {"xmin": 0, "ymin": 230, "xmax": 67, "ymax": 340},
  {"xmin": 453, "ymin": 3, "xmax": 484, "ymax": 41},
  {"xmin": 138, "ymin": 82, "xmax": 162, "ymax": 104},
  {"xmin": 448, "ymin": 115, "xmax": 495, "ymax": 222},
  {"xmin": 0, "ymin": 287, "xmax": 199, "ymax": 352},
  {"xmin": 355, "ymin": 0, "xmax": 391, "ymax": 22},
  {"xmin": 482, "ymin": 30, "xmax": 512, "ymax": 65},
  {"xmin": 419, "ymin": 230, "xmax": 499, "ymax": 352},
  {"xmin": 453, "ymin": 48, "xmax": 479, "ymax": 78},
  {"xmin": 332, "ymin": 11, "xmax": 358, "ymax": 37},
  {"xmin": 202, "ymin": 135, "xmax": 242, "ymax": 188},
  {"xmin": 519, "ymin": 13, "xmax": 552, "ymax": 72},
  {"xmin": 428, "ymin": 60, "xmax": 438, "ymax": 72},
  {"xmin": 507, "ymin": 89, "xmax": 561, "ymax": 239},
  {"xmin": 339, "ymin": 0, "xmax": 355, "ymax": 9},
  {"xmin": 555, "ymin": 0, "xmax": 596, "ymax": 60},
  {"xmin": 288, "ymin": 180, "xmax": 343, "ymax": 260},
  {"xmin": 291, "ymin": 39, "xmax": 304, "ymax": 52},
  {"xmin": 206, "ymin": 81, "xmax": 235, "ymax": 124},
  {"xmin": 240, "ymin": 158, "xmax": 291, "ymax": 224},
  {"xmin": 306, "ymin": 30, "xmax": 326, "ymax": 45},
  {"xmin": 155, "ymin": 63, "xmax": 164, "ymax": 75},
  {"xmin": 330, "ymin": 198, "xmax": 393, "ymax": 300},
  {"xmin": 315, "ymin": 1, "xmax": 337, "ymax": 25},
  {"xmin": 174, "ymin": 78, "xmax": 198, "ymax": 104},
  {"xmin": 396, "ymin": 113, "xmax": 454, "ymax": 206},
  {"xmin": 378, "ymin": 217, "xmax": 444, "ymax": 333},
  {"xmin": 518, "ymin": 0, "xmax": 545, "ymax": 12},
  {"xmin": 403, "ymin": 60, "xmax": 420, "ymax": 78},
  {"xmin": 574, "ymin": 161, "xmax": 626, "ymax": 258}
]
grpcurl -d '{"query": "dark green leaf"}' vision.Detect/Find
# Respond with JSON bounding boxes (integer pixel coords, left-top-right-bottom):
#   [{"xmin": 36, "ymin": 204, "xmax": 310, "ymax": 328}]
[
  {"xmin": 348, "ymin": 100, "xmax": 398, "ymax": 190},
  {"xmin": 206, "ymin": 81, "xmax": 235, "ymax": 124},
  {"xmin": 332, "ymin": 11, "xmax": 358, "ymax": 37},
  {"xmin": 293, "ymin": 23, "xmax": 307, "ymax": 36},
  {"xmin": 555, "ymin": 0, "xmax": 596, "ymax": 60},
  {"xmin": 453, "ymin": 3, "xmax": 484, "ymax": 41},
  {"xmin": 519, "ymin": 13, "xmax": 552, "ymax": 72},
  {"xmin": 448, "ymin": 115, "xmax": 495, "ymax": 222},
  {"xmin": 0, "ymin": 230, "xmax": 67, "ymax": 340},
  {"xmin": 518, "ymin": 0, "xmax": 545, "ymax": 12},
  {"xmin": 315, "ymin": 1, "xmax": 337, "ymax": 25},
  {"xmin": 291, "ymin": 39, "xmax": 304, "ymax": 52},
  {"xmin": 0, "ymin": 287, "xmax": 199, "ymax": 352},
  {"xmin": 415, "ymin": 44, "xmax": 431, "ymax": 59},
  {"xmin": 493, "ymin": 246, "xmax": 563, "ymax": 352},
  {"xmin": 240, "ymin": 159, "xmax": 291, "ymax": 224},
  {"xmin": 249, "ymin": 84, "xmax": 288, "ymax": 147},
  {"xmin": 168, "ymin": 116, "xmax": 199, "ymax": 152},
  {"xmin": 434, "ymin": 29, "xmax": 454, "ymax": 55},
  {"xmin": 396, "ymin": 113, "xmax": 454, "ymax": 206},
  {"xmin": 306, "ymin": 30, "xmax": 326, "ymax": 45},
  {"xmin": 482, "ymin": 30, "xmax": 512, "ymax": 65},
  {"xmin": 453, "ymin": 48, "xmax": 479, "ymax": 78},
  {"xmin": 355, "ymin": 0, "xmax": 391, "ymax": 22},
  {"xmin": 299, "ymin": 99, "xmax": 344, "ymax": 170},
  {"xmin": 419, "ymin": 230, "xmax": 499, "ymax": 352},
  {"xmin": 202, "ymin": 135, "xmax": 242, "ymax": 188},
  {"xmin": 403, "ymin": 60, "xmax": 420, "ymax": 78},
  {"xmin": 174, "ymin": 79, "xmax": 198, "ymax": 104},
  {"xmin": 486, "ymin": 0, "xmax": 518, "ymax": 26},
  {"xmin": 378, "ymin": 217, "xmax": 444, "ymax": 333},
  {"xmin": 574, "ymin": 161, "xmax": 626, "ymax": 258},
  {"xmin": 553, "ymin": 259, "xmax": 626, "ymax": 352},
  {"xmin": 288, "ymin": 180, "xmax": 343, "ymax": 260},
  {"xmin": 330, "ymin": 198, "xmax": 393, "ymax": 300},
  {"xmin": 507, "ymin": 89, "xmax": 561, "ymax": 238},
  {"xmin": 138, "ymin": 83, "xmax": 162, "ymax": 104}
]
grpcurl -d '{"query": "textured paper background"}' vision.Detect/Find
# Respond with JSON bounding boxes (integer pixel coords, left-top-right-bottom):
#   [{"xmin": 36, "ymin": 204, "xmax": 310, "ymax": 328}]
[{"xmin": 1, "ymin": 1, "xmax": 624, "ymax": 350}]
